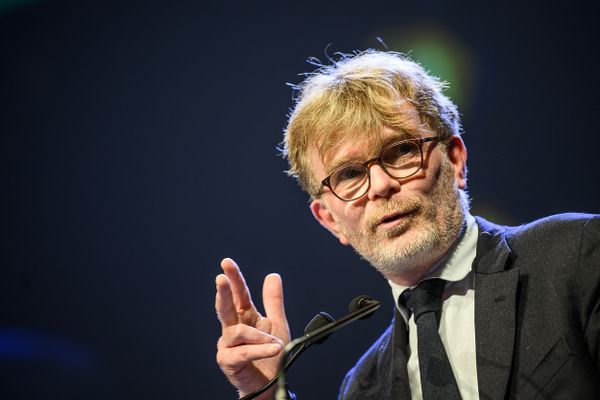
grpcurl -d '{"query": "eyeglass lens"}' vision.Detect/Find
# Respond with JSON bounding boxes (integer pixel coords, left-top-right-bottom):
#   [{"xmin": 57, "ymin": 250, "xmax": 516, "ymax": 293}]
[{"xmin": 330, "ymin": 140, "xmax": 423, "ymax": 200}]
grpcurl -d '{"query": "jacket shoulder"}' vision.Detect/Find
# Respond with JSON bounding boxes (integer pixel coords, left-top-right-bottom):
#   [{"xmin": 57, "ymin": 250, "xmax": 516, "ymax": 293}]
[
  {"xmin": 478, "ymin": 212, "xmax": 597, "ymax": 234},
  {"xmin": 477, "ymin": 213, "xmax": 599, "ymax": 250}
]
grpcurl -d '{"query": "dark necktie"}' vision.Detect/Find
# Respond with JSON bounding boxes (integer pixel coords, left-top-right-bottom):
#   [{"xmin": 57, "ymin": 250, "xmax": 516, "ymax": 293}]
[{"xmin": 400, "ymin": 278, "xmax": 462, "ymax": 400}]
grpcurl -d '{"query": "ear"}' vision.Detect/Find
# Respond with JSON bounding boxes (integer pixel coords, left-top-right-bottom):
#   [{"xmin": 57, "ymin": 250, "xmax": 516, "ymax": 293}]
[
  {"xmin": 446, "ymin": 135, "xmax": 468, "ymax": 189},
  {"xmin": 309, "ymin": 199, "xmax": 350, "ymax": 245}
]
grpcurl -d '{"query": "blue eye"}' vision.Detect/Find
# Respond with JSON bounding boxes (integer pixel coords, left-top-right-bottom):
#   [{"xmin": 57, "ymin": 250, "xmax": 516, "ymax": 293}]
[
  {"xmin": 335, "ymin": 165, "xmax": 366, "ymax": 182},
  {"xmin": 383, "ymin": 141, "xmax": 418, "ymax": 163},
  {"xmin": 395, "ymin": 143, "xmax": 414, "ymax": 156}
]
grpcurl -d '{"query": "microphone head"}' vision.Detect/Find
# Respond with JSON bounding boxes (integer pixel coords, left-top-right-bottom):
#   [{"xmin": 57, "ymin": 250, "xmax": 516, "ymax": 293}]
[
  {"xmin": 349, "ymin": 295, "xmax": 379, "ymax": 320},
  {"xmin": 304, "ymin": 311, "xmax": 335, "ymax": 344}
]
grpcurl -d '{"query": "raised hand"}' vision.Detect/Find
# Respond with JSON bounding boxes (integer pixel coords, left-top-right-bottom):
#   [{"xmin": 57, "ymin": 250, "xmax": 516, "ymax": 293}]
[{"xmin": 215, "ymin": 258, "xmax": 291, "ymax": 399}]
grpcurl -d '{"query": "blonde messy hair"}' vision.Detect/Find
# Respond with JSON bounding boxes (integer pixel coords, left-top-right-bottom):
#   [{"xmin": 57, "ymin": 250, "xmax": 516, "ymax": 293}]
[{"xmin": 281, "ymin": 49, "xmax": 462, "ymax": 198}]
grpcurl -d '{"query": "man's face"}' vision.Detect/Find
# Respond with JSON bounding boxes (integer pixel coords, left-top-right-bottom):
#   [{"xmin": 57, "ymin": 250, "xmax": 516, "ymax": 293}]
[{"xmin": 309, "ymin": 116, "xmax": 468, "ymax": 285}]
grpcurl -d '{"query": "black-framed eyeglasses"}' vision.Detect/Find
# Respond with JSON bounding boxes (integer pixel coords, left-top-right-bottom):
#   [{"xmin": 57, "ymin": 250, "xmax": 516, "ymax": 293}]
[{"xmin": 320, "ymin": 136, "xmax": 443, "ymax": 201}]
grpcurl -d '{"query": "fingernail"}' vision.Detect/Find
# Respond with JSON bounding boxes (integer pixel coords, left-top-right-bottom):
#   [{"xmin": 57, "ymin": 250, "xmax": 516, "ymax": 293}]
[{"xmin": 269, "ymin": 343, "xmax": 282, "ymax": 352}]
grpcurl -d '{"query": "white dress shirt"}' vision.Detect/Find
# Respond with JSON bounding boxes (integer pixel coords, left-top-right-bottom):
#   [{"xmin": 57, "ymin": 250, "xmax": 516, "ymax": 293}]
[{"xmin": 388, "ymin": 213, "xmax": 479, "ymax": 400}]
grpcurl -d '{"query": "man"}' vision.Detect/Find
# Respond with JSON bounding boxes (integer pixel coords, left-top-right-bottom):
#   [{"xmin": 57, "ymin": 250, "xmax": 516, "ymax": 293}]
[{"xmin": 215, "ymin": 50, "xmax": 600, "ymax": 399}]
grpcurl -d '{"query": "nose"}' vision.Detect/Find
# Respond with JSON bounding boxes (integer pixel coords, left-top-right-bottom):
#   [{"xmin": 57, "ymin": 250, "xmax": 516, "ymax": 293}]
[{"xmin": 366, "ymin": 163, "xmax": 401, "ymax": 200}]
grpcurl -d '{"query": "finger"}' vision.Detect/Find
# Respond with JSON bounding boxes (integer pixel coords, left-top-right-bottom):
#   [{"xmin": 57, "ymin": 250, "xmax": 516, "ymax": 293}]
[
  {"xmin": 221, "ymin": 258, "xmax": 258, "ymax": 322},
  {"xmin": 215, "ymin": 274, "xmax": 237, "ymax": 328},
  {"xmin": 216, "ymin": 343, "xmax": 282, "ymax": 371},
  {"xmin": 262, "ymin": 273, "xmax": 288, "ymax": 327},
  {"xmin": 218, "ymin": 324, "xmax": 284, "ymax": 348}
]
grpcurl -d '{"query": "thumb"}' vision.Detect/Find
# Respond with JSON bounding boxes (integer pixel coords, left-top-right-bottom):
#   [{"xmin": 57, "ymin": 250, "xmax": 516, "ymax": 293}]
[{"xmin": 262, "ymin": 273, "xmax": 289, "ymax": 332}]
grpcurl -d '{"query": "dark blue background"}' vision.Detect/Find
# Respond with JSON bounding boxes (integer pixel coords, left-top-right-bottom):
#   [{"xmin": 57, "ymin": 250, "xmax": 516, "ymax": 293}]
[{"xmin": 1, "ymin": 1, "xmax": 598, "ymax": 399}]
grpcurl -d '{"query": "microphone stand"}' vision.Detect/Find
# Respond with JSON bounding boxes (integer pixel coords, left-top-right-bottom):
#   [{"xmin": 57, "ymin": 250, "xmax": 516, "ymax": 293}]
[
  {"xmin": 239, "ymin": 312, "xmax": 334, "ymax": 400},
  {"xmin": 274, "ymin": 299, "xmax": 381, "ymax": 400}
]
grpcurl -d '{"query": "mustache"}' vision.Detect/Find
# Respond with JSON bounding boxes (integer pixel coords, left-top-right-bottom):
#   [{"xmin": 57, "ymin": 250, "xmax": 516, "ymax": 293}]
[{"xmin": 364, "ymin": 197, "xmax": 422, "ymax": 232}]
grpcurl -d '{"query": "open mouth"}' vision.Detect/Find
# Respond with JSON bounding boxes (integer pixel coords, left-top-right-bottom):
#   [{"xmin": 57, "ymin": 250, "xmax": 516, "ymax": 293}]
[
  {"xmin": 380, "ymin": 210, "xmax": 412, "ymax": 225},
  {"xmin": 381, "ymin": 213, "xmax": 404, "ymax": 224}
]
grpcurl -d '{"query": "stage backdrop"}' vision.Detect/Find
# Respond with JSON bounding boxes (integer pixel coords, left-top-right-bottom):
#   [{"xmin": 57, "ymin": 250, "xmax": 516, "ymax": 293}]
[{"xmin": 1, "ymin": 1, "xmax": 599, "ymax": 399}]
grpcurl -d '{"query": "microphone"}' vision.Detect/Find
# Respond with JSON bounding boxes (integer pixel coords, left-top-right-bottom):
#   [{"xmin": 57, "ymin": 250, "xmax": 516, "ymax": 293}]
[
  {"xmin": 349, "ymin": 295, "xmax": 379, "ymax": 319},
  {"xmin": 239, "ymin": 311, "xmax": 335, "ymax": 400},
  {"xmin": 303, "ymin": 311, "xmax": 336, "ymax": 344},
  {"xmin": 274, "ymin": 295, "xmax": 381, "ymax": 400}
]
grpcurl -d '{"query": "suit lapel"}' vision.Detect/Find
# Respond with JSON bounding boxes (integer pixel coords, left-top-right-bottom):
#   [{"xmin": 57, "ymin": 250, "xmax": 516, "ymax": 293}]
[
  {"xmin": 349, "ymin": 309, "xmax": 411, "ymax": 400},
  {"xmin": 474, "ymin": 218, "xmax": 519, "ymax": 400}
]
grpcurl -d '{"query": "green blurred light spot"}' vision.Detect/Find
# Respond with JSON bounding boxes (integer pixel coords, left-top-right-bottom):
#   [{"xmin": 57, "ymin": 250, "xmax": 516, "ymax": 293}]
[
  {"xmin": 410, "ymin": 40, "xmax": 463, "ymax": 103},
  {"xmin": 364, "ymin": 25, "xmax": 476, "ymax": 113}
]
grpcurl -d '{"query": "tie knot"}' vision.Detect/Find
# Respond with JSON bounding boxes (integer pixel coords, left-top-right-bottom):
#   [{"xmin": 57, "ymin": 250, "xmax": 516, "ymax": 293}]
[{"xmin": 399, "ymin": 278, "xmax": 446, "ymax": 320}]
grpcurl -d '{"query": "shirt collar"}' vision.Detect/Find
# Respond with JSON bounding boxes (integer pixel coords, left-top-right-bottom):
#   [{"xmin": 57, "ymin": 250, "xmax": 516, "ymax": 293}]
[{"xmin": 388, "ymin": 213, "xmax": 478, "ymax": 317}]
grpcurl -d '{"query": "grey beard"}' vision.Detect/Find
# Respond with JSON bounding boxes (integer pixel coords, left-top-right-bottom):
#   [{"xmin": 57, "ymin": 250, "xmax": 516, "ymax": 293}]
[{"xmin": 339, "ymin": 160, "xmax": 468, "ymax": 281}]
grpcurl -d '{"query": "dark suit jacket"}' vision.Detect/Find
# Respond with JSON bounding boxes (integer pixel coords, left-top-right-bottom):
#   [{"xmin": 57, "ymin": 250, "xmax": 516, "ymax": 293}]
[{"xmin": 338, "ymin": 214, "xmax": 600, "ymax": 400}]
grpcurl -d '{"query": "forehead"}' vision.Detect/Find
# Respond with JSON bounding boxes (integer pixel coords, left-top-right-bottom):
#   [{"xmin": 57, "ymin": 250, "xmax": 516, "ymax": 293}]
[
  {"xmin": 326, "ymin": 101, "xmax": 423, "ymax": 154},
  {"xmin": 308, "ymin": 126, "xmax": 421, "ymax": 180},
  {"xmin": 308, "ymin": 101, "xmax": 428, "ymax": 179}
]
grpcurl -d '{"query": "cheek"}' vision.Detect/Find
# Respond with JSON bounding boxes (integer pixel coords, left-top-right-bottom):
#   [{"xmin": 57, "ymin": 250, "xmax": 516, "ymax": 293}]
[
  {"xmin": 416, "ymin": 159, "xmax": 447, "ymax": 194},
  {"xmin": 333, "ymin": 203, "xmax": 365, "ymax": 228},
  {"xmin": 402, "ymin": 175, "xmax": 437, "ymax": 199}
]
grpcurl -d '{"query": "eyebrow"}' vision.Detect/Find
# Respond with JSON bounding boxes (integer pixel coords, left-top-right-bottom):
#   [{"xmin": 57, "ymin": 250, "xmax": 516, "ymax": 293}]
[{"xmin": 325, "ymin": 155, "xmax": 365, "ymax": 176}]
